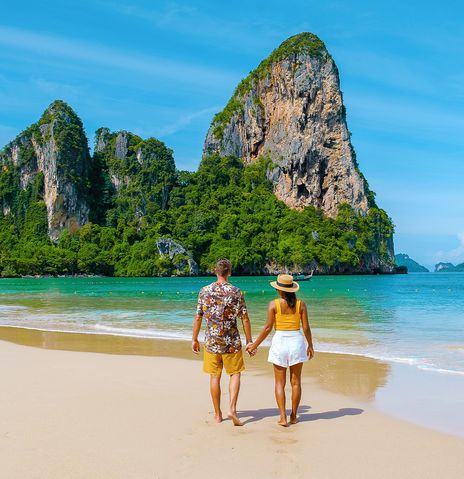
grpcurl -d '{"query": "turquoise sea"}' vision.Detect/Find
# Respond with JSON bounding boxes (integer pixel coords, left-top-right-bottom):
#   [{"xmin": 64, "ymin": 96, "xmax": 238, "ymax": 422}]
[{"xmin": 0, "ymin": 273, "xmax": 463, "ymax": 376}]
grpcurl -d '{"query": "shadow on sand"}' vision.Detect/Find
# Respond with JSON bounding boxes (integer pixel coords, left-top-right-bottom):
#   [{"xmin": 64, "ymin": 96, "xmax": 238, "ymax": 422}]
[{"xmin": 240, "ymin": 406, "xmax": 364, "ymax": 424}]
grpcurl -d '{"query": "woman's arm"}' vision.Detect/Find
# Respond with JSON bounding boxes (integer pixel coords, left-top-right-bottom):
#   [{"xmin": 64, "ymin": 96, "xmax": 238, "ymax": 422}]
[
  {"xmin": 246, "ymin": 301, "xmax": 276, "ymax": 354},
  {"xmin": 301, "ymin": 301, "xmax": 314, "ymax": 359}
]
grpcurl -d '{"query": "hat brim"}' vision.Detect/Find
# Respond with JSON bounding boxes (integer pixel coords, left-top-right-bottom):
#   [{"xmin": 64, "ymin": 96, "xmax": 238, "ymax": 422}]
[{"xmin": 270, "ymin": 281, "xmax": 300, "ymax": 292}]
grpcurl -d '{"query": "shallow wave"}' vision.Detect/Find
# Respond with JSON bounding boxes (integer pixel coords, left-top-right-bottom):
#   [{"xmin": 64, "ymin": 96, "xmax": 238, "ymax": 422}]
[
  {"xmin": 1, "ymin": 321, "xmax": 463, "ymax": 376},
  {"xmin": 0, "ymin": 322, "xmax": 202, "ymax": 341},
  {"xmin": 0, "ymin": 304, "xmax": 28, "ymax": 311},
  {"xmin": 314, "ymin": 345, "xmax": 464, "ymax": 376},
  {"xmin": 93, "ymin": 323, "xmax": 194, "ymax": 340}
]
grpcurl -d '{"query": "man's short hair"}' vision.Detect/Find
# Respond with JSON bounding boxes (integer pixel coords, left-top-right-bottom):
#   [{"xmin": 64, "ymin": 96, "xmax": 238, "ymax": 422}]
[{"xmin": 215, "ymin": 258, "xmax": 232, "ymax": 276}]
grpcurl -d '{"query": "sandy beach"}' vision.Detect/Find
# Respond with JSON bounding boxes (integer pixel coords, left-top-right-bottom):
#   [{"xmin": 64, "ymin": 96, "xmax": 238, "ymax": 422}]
[{"xmin": 1, "ymin": 330, "xmax": 464, "ymax": 479}]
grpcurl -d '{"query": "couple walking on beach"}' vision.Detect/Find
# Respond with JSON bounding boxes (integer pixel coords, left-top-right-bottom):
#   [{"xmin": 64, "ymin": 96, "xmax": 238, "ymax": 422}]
[{"xmin": 192, "ymin": 259, "xmax": 314, "ymax": 427}]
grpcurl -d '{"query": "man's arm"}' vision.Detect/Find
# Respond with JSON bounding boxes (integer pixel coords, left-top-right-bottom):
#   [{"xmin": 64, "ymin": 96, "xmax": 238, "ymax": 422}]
[
  {"xmin": 238, "ymin": 292, "xmax": 253, "ymax": 347},
  {"xmin": 192, "ymin": 291, "xmax": 203, "ymax": 354},
  {"xmin": 240, "ymin": 312, "xmax": 253, "ymax": 345},
  {"xmin": 192, "ymin": 314, "xmax": 202, "ymax": 354}
]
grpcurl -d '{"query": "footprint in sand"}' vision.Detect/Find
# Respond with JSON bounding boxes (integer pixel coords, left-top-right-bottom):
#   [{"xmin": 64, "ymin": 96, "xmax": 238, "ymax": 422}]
[{"xmin": 270, "ymin": 435, "xmax": 298, "ymax": 445}]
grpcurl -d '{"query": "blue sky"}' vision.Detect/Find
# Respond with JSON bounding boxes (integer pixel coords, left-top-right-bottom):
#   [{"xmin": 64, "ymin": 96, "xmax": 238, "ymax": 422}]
[{"xmin": 0, "ymin": 0, "xmax": 463, "ymax": 269}]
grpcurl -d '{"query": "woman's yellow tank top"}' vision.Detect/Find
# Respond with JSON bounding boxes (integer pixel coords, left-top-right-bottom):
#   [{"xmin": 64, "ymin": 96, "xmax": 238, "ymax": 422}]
[{"xmin": 274, "ymin": 299, "xmax": 301, "ymax": 331}]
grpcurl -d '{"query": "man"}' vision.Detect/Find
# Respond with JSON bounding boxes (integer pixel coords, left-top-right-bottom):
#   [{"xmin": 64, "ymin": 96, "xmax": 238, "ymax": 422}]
[{"xmin": 192, "ymin": 258, "xmax": 253, "ymax": 426}]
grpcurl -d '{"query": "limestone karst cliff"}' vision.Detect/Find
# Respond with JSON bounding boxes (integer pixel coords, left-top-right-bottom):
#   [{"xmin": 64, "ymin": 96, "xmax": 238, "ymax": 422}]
[
  {"xmin": 204, "ymin": 32, "xmax": 375, "ymax": 218},
  {"xmin": 0, "ymin": 100, "xmax": 91, "ymax": 240},
  {"xmin": 0, "ymin": 106, "xmax": 197, "ymax": 276},
  {"xmin": 0, "ymin": 33, "xmax": 395, "ymax": 277},
  {"xmin": 203, "ymin": 32, "xmax": 394, "ymax": 272}
]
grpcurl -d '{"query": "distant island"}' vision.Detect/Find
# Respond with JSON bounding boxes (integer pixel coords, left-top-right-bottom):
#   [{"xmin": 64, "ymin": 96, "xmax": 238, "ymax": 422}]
[
  {"xmin": 395, "ymin": 254, "xmax": 429, "ymax": 272},
  {"xmin": 435, "ymin": 262, "xmax": 464, "ymax": 272},
  {"xmin": 0, "ymin": 33, "xmax": 395, "ymax": 278}
]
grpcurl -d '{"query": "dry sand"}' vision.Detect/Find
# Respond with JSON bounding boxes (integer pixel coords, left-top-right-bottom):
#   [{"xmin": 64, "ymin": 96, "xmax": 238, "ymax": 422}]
[{"xmin": 1, "ymin": 336, "xmax": 464, "ymax": 479}]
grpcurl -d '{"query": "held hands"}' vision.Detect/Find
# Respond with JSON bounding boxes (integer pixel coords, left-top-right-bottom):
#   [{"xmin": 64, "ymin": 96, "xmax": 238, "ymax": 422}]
[
  {"xmin": 307, "ymin": 344, "xmax": 315, "ymax": 360},
  {"xmin": 191, "ymin": 339, "xmax": 200, "ymax": 354},
  {"xmin": 246, "ymin": 342, "xmax": 257, "ymax": 357}
]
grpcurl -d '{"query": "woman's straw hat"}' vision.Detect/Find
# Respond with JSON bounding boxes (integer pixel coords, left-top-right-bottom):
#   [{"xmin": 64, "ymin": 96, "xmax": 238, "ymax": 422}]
[{"xmin": 270, "ymin": 274, "xmax": 300, "ymax": 292}]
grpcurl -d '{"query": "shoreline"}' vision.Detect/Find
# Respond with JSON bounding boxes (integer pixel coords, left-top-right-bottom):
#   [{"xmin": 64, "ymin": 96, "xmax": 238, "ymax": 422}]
[
  {"xmin": 0, "ymin": 322, "xmax": 462, "ymax": 377},
  {"xmin": 1, "ymin": 338, "xmax": 463, "ymax": 479},
  {"xmin": 0, "ymin": 268, "xmax": 416, "ymax": 279},
  {"xmin": 1, "ymin": 324, "xmax": 463, "ymax": 438},
  {"xmin": 0, "ymin": 324, "xmax": 387, "ymax": 385}
]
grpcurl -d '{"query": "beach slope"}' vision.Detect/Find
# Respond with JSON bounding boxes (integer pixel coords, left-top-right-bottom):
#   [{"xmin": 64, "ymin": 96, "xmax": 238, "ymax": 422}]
[{"xmin": 1, "ymin": 340, "xmax": 463, "ymax": 479}]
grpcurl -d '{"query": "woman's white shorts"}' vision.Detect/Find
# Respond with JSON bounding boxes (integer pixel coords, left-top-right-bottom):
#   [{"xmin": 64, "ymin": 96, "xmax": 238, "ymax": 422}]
[{"xmin": 268, "ymin": 330, "xmax": 308, "ymax": 367}]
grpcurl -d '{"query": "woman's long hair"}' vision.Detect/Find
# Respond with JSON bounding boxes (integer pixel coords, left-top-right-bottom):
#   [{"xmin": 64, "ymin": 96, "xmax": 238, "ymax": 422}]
[{"xmin": 283, "ymin": 291, "xmax": 297, "ymax": 309}]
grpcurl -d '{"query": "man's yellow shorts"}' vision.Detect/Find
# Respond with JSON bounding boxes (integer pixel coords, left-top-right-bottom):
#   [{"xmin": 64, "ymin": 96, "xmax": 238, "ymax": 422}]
[{"xmin": 203, "ymin": 349, "xmax": 245, "ymax": 376}]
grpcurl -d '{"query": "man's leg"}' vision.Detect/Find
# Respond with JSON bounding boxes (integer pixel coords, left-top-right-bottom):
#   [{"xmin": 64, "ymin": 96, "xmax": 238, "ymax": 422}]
[
  {"xmin": 210, "ymin": 373, "xmax": 223, "ymax": 423},
  {"xmin": 227, "ymin": 373, "xmax": 243, "ymax": 426},
  {"xmin": 273, "ymin": 364, "xmax": 288, "ymax": 426}
]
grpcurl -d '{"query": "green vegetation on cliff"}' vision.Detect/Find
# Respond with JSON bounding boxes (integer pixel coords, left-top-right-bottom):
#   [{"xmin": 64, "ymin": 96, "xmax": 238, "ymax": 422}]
[
  {"xmin": 166, "ymin": 155, "xmax": 393, "ymax": 273},
  {"xmin": 0, "ymin": 119, "xmax": 394, "ymax": 277},
  {"xmin": 0, "ymin": 94, "xmax": 395, "ymax": 277}
]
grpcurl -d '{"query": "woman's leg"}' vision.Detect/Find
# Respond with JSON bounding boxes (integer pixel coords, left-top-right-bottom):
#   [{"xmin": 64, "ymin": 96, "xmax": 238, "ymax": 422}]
[
  {"xmin": 273, "ymin": 364, "xmax": 288, "ymax": 426},
  {"xmin": 289, "ymin": 362, "xmax": 303, "ymax": 423}
]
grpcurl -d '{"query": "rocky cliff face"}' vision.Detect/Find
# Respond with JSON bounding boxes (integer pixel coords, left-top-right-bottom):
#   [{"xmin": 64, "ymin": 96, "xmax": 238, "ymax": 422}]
[
  {"xmin": 94, "ymin": 128, "xmax": 176, "ymax": 218},
  {"xmin": 0, "ymin": 100, "xmax": 91, "ymax": 240},
  {"xmin": 435, "ymin": 262, "xmax": 464, "ymax": 272},
  {"xmin": 156, "ymin": 237, "xmax": 199, "ymax": 275},
  {"xmin": 204, "ymin": 33, "xmax": 374, "ymax": 218},
  {"xmin": 94, "ymin": 128, "xmax": 132, "ymax": 193}
]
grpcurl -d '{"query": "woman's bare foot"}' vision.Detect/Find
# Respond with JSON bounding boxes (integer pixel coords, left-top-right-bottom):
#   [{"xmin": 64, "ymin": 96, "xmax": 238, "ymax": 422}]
[
  {"xmin": 278, "ymin": 417, "xmax": 288, "ymax": 427},
  {"xmin": 227, "ymin": 411, "xmax": 243, "ymax": 426},
  {"xmin": 214, "ymin": 412, "xmax": 223, "ymax": 423},
  {"xmin": 290, "ymin": 413, "xmax": 298, "ymax": 424}
]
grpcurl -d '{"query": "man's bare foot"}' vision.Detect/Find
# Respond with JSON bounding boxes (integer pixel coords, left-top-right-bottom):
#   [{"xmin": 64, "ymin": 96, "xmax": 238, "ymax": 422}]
[
  {"xmin": 214, "ymin": 413, "xmax": 223, "ymax": 423},
  {"xmin": 290, "ymin": 413, "xmax": 298, "ymax": 424},
  {"xmin": 278, "ymin": 417, "xmax": 288, "ymax": 427},
  {"xmin": 227, "ymin": 411, "xmax": 243, "ymax": 426}
]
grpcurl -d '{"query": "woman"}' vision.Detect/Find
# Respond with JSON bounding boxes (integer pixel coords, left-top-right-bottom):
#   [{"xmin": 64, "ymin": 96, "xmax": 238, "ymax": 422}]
[{"xmin": 246, "ymin": 274, "xmax": 314, "ymax": 426}]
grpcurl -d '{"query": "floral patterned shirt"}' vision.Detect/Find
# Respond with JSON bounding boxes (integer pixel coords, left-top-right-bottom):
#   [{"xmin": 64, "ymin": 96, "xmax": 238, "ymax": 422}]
[{"xmin": 196, "ymin": 281, "xmax": 248, "ymax": 354}]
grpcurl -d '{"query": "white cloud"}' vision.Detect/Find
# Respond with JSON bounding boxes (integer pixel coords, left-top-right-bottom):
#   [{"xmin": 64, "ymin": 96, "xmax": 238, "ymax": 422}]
[
  {"xmin": 102, "ymin": 1, "xmax": 286, "ymax": 52},
  {"xmin": 334, "ymin": 47, "xmax": 436, "ymax": 95},
  {"xmin": 345, "ymin": 92, "xmax": 464, "ymax": 145},
  {"xmin": 434, "ymin": 232, "xmax": 464, "ymax": 264},
  {"xmin": 33, "ymin": 78, "xmax": 80, "ymax": 98},
  {"xmin": 107, "ymin": 2, "xmax": 197, "ymax": 28},
  {"xmin": 156, "ymin": 106, "xmax": 219, "ymax": 137},
  {"xmin": 0, "ymin": 25, "xmax": 238, "ymax": 88}
]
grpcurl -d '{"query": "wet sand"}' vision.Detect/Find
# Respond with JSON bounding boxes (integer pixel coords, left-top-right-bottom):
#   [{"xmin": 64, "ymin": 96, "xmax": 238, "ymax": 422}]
[
  {"xmin": 0, "ymin": 326, "xmax": 464, "ymax": 438},
  {"xmin": 0, "ymin": 325, "xmax": 390, "ymax": 400},
  {"xmin": 2, "ymin": 325, "xmax": 464, "ymax": 437},
  {"xmin": 1, "ymin": 326, "xmax": 464, "ymax": 478}
]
